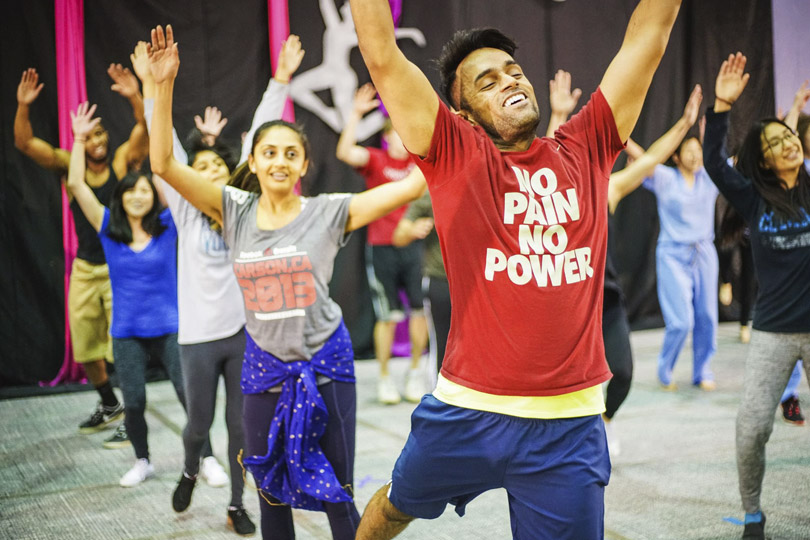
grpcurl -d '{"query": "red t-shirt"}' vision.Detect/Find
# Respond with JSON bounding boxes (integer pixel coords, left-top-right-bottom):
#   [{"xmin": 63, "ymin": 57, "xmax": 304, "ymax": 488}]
[
  {"xmin": 414, "ymin": 89, "xmax": 624, "ymax": 396},
  {"xmin": 357, "ymin": 148, "xmax": 415, "ymax": 245}
]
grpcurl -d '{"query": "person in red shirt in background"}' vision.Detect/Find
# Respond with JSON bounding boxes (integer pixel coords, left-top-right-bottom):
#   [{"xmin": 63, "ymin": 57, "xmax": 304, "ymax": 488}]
[{"xmin": 336, "ymin": 83, "xmax": 428, "ymax": 405}]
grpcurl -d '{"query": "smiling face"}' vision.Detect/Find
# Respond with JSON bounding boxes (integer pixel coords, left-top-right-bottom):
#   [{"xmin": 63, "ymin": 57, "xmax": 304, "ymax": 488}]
[
  {"xmin": 248, "ymin": 126, "xmax": 309, "ymax": 196},
  {"xmin": 760, "ymin": 122, "xmax": 803, "ymax": 178},
  {"xmin": 455, "ymin": 47, "xmax": 540, "ymax": 147},
  {"xmin": 121, "ymin": 176, "xmax": 155, "ymax": 219},
  {"xmin": 85, "ymin": 123, "xmax": 109, "ymax": 163},
  {"xmin": 192, "ymin": 150, "xmax": 230, "ymax": 187}
]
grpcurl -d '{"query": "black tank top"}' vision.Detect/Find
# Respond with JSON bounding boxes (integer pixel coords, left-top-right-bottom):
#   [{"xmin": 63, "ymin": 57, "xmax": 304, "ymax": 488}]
[
  {"xmin": 603, "ymin": 215, "xmax": 626, "ymax": 325},
  {"xmin": 70, "ymin": 167, "xmax": 118, "ymax": 264}
]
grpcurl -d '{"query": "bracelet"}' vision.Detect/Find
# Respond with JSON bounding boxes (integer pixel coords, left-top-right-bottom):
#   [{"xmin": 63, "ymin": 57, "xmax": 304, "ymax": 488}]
[
  {"xmin": 74, "ymin": 137, "xmax": 86, "ymax": 143},
  {"xmin": 716, "ymin": 97, "xmax": 735, "ymax": 107}
]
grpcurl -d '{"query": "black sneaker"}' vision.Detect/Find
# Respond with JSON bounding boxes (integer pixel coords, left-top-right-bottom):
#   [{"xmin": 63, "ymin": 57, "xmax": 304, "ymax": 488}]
[
  {"xmin": 102, "ymin": 423, "xmax": 131, "ymax": 449},
  {"xmin": 172, "ymin": 473, "xmax": 197, "ymax": 512},
  {"xmin": 781, "ymin": 396, "xmax": 805, "ymax": 426},
  {"xmin": 742, "ymin": 512, "xmax": 765, "ymax": 540},
  {"xmin": 227, "ymin": 507, "xmax": 256, "ymax": 536},
  {"xmin": 78, "ymin": 401, "xmax": 124, "ymax": 433}
]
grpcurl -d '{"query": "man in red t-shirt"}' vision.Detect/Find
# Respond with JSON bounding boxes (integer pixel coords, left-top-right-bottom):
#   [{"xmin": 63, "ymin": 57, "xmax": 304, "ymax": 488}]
[
  {"xmin": 337, "ymin": 84, "xmax": 428, "ymax": 405},
  {"xmin": 350, "ymin": 0, "xmax": 683, "ymax": 538}
]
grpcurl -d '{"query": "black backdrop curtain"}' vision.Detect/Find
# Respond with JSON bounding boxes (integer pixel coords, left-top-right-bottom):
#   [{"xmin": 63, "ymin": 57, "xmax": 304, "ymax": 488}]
[{"xmin": 1, "ymin": 0, "xmax": 774, "ymax": 385}]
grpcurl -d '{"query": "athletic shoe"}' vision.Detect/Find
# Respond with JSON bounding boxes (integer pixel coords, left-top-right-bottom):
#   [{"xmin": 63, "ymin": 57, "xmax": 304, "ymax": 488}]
[
  {"xmin": 102, "ymin": 423, "xmax": 131, "ymax": 449},
  {"xmin": 659, "ymin": 381, "xmax": 678, "ymax": 392},
  {"xmin": 200, "ymin": 456, "xmax": 229, "ymax": 488},
  {"xmin": 377, "ymin": 375, "xmax": 401, "ymax": 405},
  {"xmin": 696, "ymin": 380, "xmax": 717, "ymax": 392},
  {"xmin": 740, "ymin": 325, "xmax": 751, "ymax": 344},
  {"xmin": 119, "ymin": 458, "xmax": 154, "ymax": 488},
  {"xmin": 604, "ymin": 418, "xmax": 621, "ymax": 457},
  {"xmin": 78, "ymin": 401, "xmax": 124, "ymax": 433},
  {"xmin": 742, "ymin": 512, "xmax": 765, "ymax": 540},
  {"xmin": 781, "ymin": 396, "xmax": 805, "ymax": 426},
  {"xmin": 227, "ymin": 506, "xmax": 256, "ymax": 536},
  {"xmin": 404, "ymin": 369, "xmax": 426, "ymax": 403},
  {"xmin": 172, "ymin": 473, "xmax": 197, "ymax": 512}
]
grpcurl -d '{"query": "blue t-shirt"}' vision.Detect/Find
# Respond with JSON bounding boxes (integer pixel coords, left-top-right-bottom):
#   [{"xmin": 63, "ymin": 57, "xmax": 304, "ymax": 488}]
[
  {"xmin": 643, "ymin": 164, "xmax": 719, "ymax": 245},
  {"xmin": 99, "ymin": 208, "xmax": 179, "ymax": 338}
]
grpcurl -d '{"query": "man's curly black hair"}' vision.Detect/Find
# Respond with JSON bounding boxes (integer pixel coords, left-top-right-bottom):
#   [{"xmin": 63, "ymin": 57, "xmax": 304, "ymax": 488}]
[{"xmin": 436, "ymin": 28, "xmax": 517, "ymax": 110}]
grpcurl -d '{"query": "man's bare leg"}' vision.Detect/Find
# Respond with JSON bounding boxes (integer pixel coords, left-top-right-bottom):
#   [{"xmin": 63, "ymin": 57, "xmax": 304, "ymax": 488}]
[
  {"xmin": 82, "ymin": 358, "xmax": 109, "ymax": 387},
  {"xmin": 356, "ymin": 484, "xmax": 416, "ymax": 539},
  {"xmin": 375, "ymin": 320, "xmax": 401, "ymax": 404}
]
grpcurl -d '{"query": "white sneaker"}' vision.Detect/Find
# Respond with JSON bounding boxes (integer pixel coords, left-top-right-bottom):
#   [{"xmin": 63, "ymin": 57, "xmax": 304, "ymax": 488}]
[
  {"xmin": 200, "ymin": 456, "xmax": 229, "ymax": 488},
  {"xmin": 604, "ymin": 420, "xmax": 621, "ymax": 457},
  {"xmin": 377, "ymin": 375, "xmax": 401, "ymax": 405},
  {"xmin": 119, "ymin": 458, "xmax": 154, "ymax": 487},
  {"xmin": 404, "ymin": 368, "xmax": 426, "ymax": 403}
]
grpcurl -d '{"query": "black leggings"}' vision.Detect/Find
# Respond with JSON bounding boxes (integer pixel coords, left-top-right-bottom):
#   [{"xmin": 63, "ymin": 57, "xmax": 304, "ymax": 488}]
[
  {"xmin": 424, "ymin": 276, "xmax": 451, "ymax": 373},
  {"xmin": 603, "ymin": 306, "xmax": 634, "ymax": 420},
  {"xmin": 243, "ymin": 381, "xmax": 360, "ymax": 540},
  {"xmin": 180, "ymin": 330, "xmax": 245, "ymax": 507}
]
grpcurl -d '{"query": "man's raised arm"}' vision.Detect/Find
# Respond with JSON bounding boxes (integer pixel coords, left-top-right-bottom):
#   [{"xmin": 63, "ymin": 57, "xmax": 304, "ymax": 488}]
[
  {"xmin": 350, "ymin": 0, "xmax": 437, "ymax": 156},
  {"xmin": 600, "ymin": 0, "xmax": 682, "ymax": 142}
]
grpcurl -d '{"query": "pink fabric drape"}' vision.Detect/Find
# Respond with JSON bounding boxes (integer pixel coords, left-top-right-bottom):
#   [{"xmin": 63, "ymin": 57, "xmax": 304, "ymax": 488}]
[
  {"xmin": 268, "ymin": 0, "xmax": 295, "ymax": 122},
  {"xmin": 44, "ymin": 0, "xmax": 87, "ymax": 385}
]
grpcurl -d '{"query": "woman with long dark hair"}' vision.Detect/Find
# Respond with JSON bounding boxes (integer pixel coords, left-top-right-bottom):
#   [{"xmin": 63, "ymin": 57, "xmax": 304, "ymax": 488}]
[
  {"xmin": 148, "ymin": 25, "xmax": 425, "ymax": 540},
  {"xmin": 133, "ymin": 35, "xmax": 305, "ymax": 534},
  {"xmin": 66, "ymin": 102, "xmax": 187, "ymax": 488},
  {"xmin": 704, "ymin": 53, "xmax": 810, "ymax": 540}
]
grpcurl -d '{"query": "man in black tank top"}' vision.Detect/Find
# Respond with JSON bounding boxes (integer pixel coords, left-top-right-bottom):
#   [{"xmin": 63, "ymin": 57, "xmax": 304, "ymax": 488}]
[{"xmin": 14, "ymin": 66, "xmax": 148, "ymax": 445}]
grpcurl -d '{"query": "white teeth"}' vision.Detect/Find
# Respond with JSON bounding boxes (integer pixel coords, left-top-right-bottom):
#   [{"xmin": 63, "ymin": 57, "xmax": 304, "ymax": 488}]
[{"xmin": 505, "ymin": 94, "xmax": 526, "ymax": 107}]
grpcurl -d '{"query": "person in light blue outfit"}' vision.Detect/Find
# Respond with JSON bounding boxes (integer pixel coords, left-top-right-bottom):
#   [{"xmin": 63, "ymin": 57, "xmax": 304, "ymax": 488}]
[{"xmin": 643, "ymin": 135, "xmax": 719, "ymax": 389}]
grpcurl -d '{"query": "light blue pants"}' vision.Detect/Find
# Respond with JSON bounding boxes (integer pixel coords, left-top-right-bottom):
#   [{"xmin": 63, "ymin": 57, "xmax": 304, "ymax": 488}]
[
  {"xmin": 655, "ymin": 241, "xmax": 718, "ymax": 386},
  {"xmin": 780, "ymin": 361, "xmax": 804, "ymax": 402}
]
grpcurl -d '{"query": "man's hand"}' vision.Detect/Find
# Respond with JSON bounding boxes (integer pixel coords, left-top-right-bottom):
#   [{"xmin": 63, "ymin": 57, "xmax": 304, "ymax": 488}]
[
  {"xmin": 147, "ymin": 25, "xmax": 180, "ymax": 85},
  {"xmin": 17, "ymin": 68, "xmax": 44, "ymax": 105},
  {"xmin": 70, "ymin": 101, "xmax": 101, "ymax": 140},
  {"xmin": 130, "ymin": 41, "xmax": 152, "ymax": 83},
  {"xmin": 194, "ymin": 106, "xmax": 228, "ymax": 146},
  {"xmin": 108, "ymin": 63, "xmax": 140, "ymax": 99},
  {"xmin": 714, "ymin": 52, "xmax": 750, "ymax": 112},
  {"xmin": 548, "ymin": 70, "xmax": 582, "ymax": 117},
  {"xmin": 411, "ymin": 217, "xmax": 434, "ymax": 239},
  {"xmin": 353, "ymin": 83, "xmax": 380, "ymax": 117},
  {"xmin": 274, "ymin": 34, "xmax": 305, "ymax": 84}
]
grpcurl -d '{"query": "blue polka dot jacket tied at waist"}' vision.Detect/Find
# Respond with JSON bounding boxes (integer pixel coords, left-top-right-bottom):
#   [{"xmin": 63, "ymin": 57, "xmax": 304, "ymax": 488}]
[{"xmin": 241, "ymin": 322, "xmax": 356, "ymax": 510}]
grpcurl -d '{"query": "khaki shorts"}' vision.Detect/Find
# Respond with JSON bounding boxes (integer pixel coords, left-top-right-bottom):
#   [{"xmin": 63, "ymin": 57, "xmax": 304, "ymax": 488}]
[{"xmin": 68, "ymin": 258, "xmax": 113, "ymax": 363}]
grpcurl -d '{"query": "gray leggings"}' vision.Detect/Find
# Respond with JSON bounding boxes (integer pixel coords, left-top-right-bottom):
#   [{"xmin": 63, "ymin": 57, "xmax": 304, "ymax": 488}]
[
  {"xmin": 736, "ymin": 329, "xmax": 810, "ymax": 513},
  {"xmin": 180, "ymin": 330, "xmax": 245, "ymax": 507}
]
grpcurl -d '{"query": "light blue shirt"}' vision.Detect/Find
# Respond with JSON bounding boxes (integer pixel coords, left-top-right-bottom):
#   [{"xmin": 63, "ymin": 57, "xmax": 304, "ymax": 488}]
[{"xmin": 643, "ymin": 164, "xmax": 719, "ymax": 245}]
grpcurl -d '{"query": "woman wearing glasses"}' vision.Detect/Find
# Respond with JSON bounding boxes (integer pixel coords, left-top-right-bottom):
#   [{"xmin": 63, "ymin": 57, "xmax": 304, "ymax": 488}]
[{"xmin": 704, "ymin": 53, "xmax": 810, "ymax": 540}]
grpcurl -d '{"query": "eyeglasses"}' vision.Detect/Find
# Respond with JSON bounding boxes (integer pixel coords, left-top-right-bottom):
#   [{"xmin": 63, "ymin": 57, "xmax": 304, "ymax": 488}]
[{"xmin": 761, "ymin": 129, "xmax": 798, "ymax": 155}]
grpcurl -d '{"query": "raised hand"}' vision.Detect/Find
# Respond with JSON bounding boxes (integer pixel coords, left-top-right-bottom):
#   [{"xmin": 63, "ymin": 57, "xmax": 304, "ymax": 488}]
[
  {"xmin": 714, "ymin": 52, "xmax": 750, "ymax": 109},
  {"xmin": 194, "ymin": 106, "xmax": 228, "ymax": 145},
  {"xmin": 107, "ymin": 63, "xmax": 140, "ymax": 98},
  {"xmin": 792, "ymin": 81, "xmax": 810, "ymax": 112},
  {"xmin": 130, "ymin": 41, "xmax": 152, "ymax": 83},
  {"xmin": 353, "ymin": 83, "xmax": 380, "ymax": 116},
  {"xmin": 17, "ymin": 68, "xmax": 44, "ymax": 105},
  {"xmin": 681, "ymin": 84, "xmax": 702, "ymax": 127},
  {"xmin": 147, "ymin": 25, "xmax": 180, "ymax": 84},
  {"xmin": 70, "ymin": 102, "xmax": 101, "ymax": 140},
  {"xmin": 274, "ymin": 34, "xmax": 305, "ymax": 84},
  {"xmin": 548, "ymin": 70, "xmax": 582, "ymax": 116}
]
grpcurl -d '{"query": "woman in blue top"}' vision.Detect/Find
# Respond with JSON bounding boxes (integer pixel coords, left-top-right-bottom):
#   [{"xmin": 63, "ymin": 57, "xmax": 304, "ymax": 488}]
[
  {"xmin": 642, "ymin": 114, "xmax": 719, "ymax": 391},
  {"xmin": 148, "ymin": 26, "xmax": 426, "ymax": 540},
  {"xmin": 705, "ymin": 53, "xmax": 810, "ymax": 540},
  {"xmin": 66, "ymin": 102, "xmax": 187, "ymax": 489}
]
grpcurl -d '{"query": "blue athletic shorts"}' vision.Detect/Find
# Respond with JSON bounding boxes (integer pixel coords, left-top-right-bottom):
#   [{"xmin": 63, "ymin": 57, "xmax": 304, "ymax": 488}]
[{"xmin": 388, "ymin": 395, "xmax": 610, "ymax": 539}]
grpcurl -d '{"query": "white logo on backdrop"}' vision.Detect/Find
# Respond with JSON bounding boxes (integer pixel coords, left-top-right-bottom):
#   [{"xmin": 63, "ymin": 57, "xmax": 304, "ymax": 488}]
[{"xmin": 290, "ymin": 0, "xmax": 426, "ymax": 140}]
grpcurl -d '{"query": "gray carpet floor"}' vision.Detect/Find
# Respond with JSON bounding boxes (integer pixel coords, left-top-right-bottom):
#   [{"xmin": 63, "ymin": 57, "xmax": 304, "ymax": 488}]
[{"xmin": 1, "ymin": 322, "xmax": 808, "ymax": 539}]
